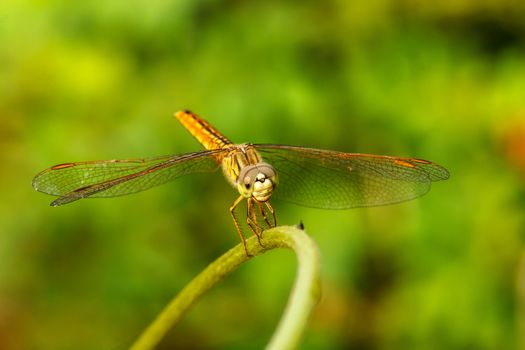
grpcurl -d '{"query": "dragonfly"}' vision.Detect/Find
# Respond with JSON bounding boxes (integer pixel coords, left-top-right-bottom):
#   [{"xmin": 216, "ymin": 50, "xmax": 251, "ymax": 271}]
[{"xmin": 33, "ymin": 111, "xmax": 449, "ymax": 254}]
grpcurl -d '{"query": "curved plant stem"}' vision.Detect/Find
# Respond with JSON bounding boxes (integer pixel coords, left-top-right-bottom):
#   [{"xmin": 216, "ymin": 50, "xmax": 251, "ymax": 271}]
[{"xmin": 129, "ymin": 225, "xmax": 321, "ymax": 350}]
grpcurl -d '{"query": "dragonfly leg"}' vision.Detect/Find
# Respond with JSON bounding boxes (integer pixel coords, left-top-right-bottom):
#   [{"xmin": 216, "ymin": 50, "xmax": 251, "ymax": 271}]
[
  {"xmin": 257, "ymin": 201, "xmax": 272, "ymax": 230},
  {"xmin": 246, "ymin": 198, "xmax": 264, "ymax": 247},
  {"xmin": 230, "ymin": 195, "xmax": 250, "ymax": 256},
  {"xmin": 265, "ymin": 201, "xmax": 277, "ymax": 227}
]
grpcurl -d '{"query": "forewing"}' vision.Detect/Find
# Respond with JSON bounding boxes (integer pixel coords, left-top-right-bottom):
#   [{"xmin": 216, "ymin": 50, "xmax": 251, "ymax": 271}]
[
  {"xmin": 32, "ymin": 150, "xmax": 223, "ymax": 206},
  {"xmin": 255, "ymin": 145, "xmax": 449, "ymax": 209}
]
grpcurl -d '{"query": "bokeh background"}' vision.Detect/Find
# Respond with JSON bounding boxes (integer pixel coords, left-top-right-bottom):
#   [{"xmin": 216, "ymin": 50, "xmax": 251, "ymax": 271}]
[{"xmin": 2, "ymin": 0, "xmax": 525, "ymax": 349}]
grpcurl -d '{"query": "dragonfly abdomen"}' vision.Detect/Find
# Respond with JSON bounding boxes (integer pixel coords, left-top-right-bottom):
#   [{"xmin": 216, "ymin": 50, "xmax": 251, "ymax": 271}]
[{"xmin": 175, "ymin": 110, "xmax": 232, "ymax": 151}]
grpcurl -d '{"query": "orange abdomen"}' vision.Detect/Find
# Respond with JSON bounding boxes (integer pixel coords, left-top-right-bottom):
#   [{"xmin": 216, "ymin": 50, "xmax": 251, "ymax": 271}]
[{"xmin": 175, "ymin": 110, "xmax": 232, "ymax": 151}]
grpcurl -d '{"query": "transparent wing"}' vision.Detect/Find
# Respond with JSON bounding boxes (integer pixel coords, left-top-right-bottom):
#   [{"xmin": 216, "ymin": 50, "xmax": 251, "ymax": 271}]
[
  {"xmin": 255, "ymin": 144, "xmax": 449, "ymax": 209},
  {"xmin": 32, "ymin": 150, "xmax": 224, "ymax": 206}
]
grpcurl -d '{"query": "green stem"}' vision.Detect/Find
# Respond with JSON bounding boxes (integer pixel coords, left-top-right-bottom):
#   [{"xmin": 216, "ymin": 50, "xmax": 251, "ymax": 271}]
[{"xmin": 129, "ymin": 225, "xmax": 321, "ymax": 350}]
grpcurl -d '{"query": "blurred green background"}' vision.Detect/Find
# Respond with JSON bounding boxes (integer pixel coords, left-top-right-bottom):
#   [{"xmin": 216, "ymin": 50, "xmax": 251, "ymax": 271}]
[{"xmin": 2, "ymin": 0, "xmax": 525, "ymax": 349}]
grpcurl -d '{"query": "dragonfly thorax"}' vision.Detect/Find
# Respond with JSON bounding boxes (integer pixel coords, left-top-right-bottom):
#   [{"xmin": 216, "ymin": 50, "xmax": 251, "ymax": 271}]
[{"xmin": 237, "ymin": 163, "xmax": 278, "ymax": 202}]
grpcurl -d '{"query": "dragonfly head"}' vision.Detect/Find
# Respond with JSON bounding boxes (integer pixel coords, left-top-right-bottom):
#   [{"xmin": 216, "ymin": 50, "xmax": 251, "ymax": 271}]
[{"xmin": 237, "ymin": 163, "xmax": 278, "ymax": 202}]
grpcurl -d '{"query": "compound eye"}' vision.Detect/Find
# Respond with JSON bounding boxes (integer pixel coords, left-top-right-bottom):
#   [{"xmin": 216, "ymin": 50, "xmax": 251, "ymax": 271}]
[
  {"xmin": 258, "ymin": 164, "xmax": 276, "ymax": 179},
  {"xmin": 243, "ymin": 176, "xmax": 252, "ymax": 189}
]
